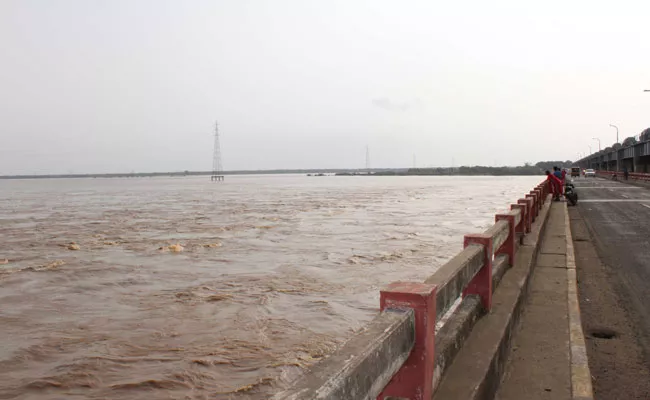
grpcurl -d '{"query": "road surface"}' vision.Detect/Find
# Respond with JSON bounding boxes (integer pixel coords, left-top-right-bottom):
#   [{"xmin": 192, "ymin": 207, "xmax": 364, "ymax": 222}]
[{"xmin": 570, "ymin": 177, "xmax": 650, "ymax": 399}]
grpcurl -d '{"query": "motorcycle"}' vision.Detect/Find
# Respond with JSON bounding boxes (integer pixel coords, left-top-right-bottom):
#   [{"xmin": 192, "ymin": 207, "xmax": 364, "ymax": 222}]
[{"xmin": 565, "ymin": 182, "xmax": 578, "ymax": 206}]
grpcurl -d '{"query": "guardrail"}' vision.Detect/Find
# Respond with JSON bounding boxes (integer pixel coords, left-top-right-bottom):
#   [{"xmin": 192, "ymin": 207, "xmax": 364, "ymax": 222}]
[
  {"xmin": 274, "ymin": 180, "xmax": 550, "ymax": 400},
  {"xmin": 596, "ymin": 170, "xmax": 650, "ymax": 182}
]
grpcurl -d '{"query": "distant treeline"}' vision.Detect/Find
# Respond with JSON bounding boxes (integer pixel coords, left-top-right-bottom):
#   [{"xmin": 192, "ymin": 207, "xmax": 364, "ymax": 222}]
[
  {"xmin": 1, "ymin": 161, "xmax": 575, "ymax": 180},
  {"xmin": 376, "ymin": 166, "xmax": 539, "ymax": 176},
  {"xmin": 373, "ymin": 161, "xmax": 575, "ymax": 176},
  {"xmin": 534, "ymin": 161, "xmax": 574, "ymax": 172},
  {"xmin": 0, "ymin": 169, "xmax": 387, "ymax": 180}
]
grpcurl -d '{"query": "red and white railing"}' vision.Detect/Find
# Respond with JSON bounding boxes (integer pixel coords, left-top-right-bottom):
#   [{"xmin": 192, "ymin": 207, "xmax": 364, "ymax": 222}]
[{"xmin": 274, "ymin": 180, "xmax": 551, "ymax": 400}]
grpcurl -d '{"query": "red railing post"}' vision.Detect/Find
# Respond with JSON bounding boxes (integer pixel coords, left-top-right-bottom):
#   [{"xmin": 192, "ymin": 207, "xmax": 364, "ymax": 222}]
[
  {"xmin": 530, "ymin": 192, "xmax": 539, "ymax": 215},
  {"xmin": 378, "ymin": 282, "xmax": 437, "ymax": 400},
  {"xmin": 526, "ymin": 193, "xmax": 537, "ymax": 220},
  {"xmin": 543, "ymin": 182, "xmax": 548, "ymax": 198},
  {"xmin": 518, "ymin": 198, "xmax": 532, "ymax": 233},
  {"xmin": 510, "ymin": 204, "xmax": 526, "ymax": 233},
  {"xmin": 542, "ymin": 181, "xmax": 551, "ymax": 200},
  {"xmin": 495, "ymin": 213, "xmax": 516, "ymax": 265},
  {"xmin": 533, "ymin": 189, "xmax": 541, "ymax": 210},
  {"xmin": 534, "ymin": 188, "xmax": 543, "ymax": 210},
  {"xmin": 463, "ymin": 234, "xmax": 493, "ymax": 311}
]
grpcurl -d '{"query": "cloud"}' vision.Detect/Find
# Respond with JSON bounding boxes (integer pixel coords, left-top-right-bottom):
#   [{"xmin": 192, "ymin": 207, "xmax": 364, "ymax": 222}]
[{"xmin": 371, "ymin": 97, "xmax": 413, "ymax": 111}]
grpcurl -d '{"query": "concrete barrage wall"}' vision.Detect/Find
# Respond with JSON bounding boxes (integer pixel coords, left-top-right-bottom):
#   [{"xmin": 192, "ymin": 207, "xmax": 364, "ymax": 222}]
[
  {"xmin": 595, "ymin": 170, "xmax": 650, "ymax": 183},
  {"xmin": 273, "ymin": 180, "xmax": 551, "ymax": 400},
  {"xmin": 577, "ymin": 131, "xmax": 650, "ymax": 173}
]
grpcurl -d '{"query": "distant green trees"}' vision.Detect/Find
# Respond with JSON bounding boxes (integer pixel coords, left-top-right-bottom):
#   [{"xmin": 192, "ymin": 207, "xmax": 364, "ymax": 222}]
[
  {"xmin": 374, "ymin": 161, "xmax": 576, "ymax": 176},
  {"xmin": 399, "ymin": 165, "xmax": 543, "ymax": 176},
  {"xmin": 373, "ymin": 166, "xmax": 538, "ymax": 176},
  {"xmin": 534, "ymin": 161, "xmax": 574, "ymax": 172}
]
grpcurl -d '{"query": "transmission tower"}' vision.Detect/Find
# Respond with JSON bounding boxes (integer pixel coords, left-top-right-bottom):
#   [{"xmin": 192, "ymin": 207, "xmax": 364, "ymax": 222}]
[
  {"xmin": 365, "ymin": 145, "xmax": 370, "ymax": 171},
  {"xmin": 211, "ymin": 121, "xmax": 224, "ymax": 181}
]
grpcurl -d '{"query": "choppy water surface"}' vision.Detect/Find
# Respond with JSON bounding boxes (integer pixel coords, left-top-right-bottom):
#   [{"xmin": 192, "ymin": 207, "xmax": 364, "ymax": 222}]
[{"xmin": 0, "ymin": 175, "xmax": 541, "ymax": 399}]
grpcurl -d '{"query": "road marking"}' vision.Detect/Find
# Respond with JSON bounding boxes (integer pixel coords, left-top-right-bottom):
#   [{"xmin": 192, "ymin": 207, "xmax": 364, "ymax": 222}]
[
  {"xmin": 621, "ymin": 194, "xmax": 630, "ymax": 198},
  {"xmin": 642, "ymin": 204, "xmax": 650, "ymax": 210},
  {"xmin": 580, "ymin": 199, "xmax": 650, "ymax": 203},
  {"xmin": 564, "ymin": 204, "xmax": 594, "ymax": 399}
]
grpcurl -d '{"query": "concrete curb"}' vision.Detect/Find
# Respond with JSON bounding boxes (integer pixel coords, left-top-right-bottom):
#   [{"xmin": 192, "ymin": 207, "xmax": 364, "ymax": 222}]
[
  {"xmin": 433, "ymin": 197, "xmax": 552, "ymax": 400},
  {"xmin": 563, "ymin": 204, "xmax": 594, "ymax": 400}
]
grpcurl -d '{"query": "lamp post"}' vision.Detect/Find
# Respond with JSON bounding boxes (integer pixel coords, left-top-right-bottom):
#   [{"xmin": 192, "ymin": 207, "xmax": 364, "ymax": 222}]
[
  {"xmin": 592, "ymin": 138, "xmax": 601, "ymax": 151},
  {"xmin": 609, "ymin": 124, "xmax": 619, "ymax": 143}
]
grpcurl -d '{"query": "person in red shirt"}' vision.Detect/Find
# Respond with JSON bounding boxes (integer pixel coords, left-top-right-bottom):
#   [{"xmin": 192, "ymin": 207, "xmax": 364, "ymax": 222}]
[{"xmin": 546, "ymin": 170, "xmax": 563, "ymax": 201}]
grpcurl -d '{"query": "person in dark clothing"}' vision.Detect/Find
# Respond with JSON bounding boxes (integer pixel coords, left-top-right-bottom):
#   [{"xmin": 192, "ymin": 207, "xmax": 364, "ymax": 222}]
[{"xmin": 623, "ymin": 166, "xmax": 629, "ymax": 180}]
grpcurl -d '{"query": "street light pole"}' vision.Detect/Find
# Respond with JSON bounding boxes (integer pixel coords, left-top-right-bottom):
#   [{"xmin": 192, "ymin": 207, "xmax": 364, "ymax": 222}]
[
  {"xmin": 609, "ymin": 124, "xmax": 619, "ymax": 143},
  {"xmin": 588, "ymin": 145, "xmax": 592, "ymax": 154},
  {"xmin": 592, "ymin": 138, "xmax": 601, "ymax": 151}
]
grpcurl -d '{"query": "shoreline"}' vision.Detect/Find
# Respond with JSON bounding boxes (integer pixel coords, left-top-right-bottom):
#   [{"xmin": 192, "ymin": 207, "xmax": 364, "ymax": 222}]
[{"xmin": 1, "ymin": 168, "xmax": 547, "ymax": 180}]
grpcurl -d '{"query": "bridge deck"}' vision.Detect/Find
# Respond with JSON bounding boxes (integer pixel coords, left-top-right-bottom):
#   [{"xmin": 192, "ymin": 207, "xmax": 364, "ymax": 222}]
[{"xmin": 569, "ymin": 177, "xmax": 650, "ymax": 399}]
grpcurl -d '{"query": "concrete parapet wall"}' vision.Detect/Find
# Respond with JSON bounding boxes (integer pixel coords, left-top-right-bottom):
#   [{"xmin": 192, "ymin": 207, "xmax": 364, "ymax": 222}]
[
  {"xmin": 274, "ymin": 308, "xmax": 416, "ymax": 400},
  {"xmin": 274, "ymin": 180, "xmax": 552, "ymax": 400},
  {"xmin": 596, "ymin": 169, "xmax": 650, "ymax": 182}
]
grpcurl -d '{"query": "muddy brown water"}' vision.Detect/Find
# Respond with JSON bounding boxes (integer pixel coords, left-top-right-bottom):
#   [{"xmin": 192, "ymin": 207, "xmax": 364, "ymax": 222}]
[{"xmin": 0, "ymin": 175, "xmax": 541, "ymax": 399}]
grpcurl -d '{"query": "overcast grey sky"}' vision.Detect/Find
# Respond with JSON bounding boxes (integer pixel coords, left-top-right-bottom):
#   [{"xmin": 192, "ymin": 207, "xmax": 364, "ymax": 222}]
[{"xmin": 1, "ymin": 0, "xmax": 649, "ymax": 174}]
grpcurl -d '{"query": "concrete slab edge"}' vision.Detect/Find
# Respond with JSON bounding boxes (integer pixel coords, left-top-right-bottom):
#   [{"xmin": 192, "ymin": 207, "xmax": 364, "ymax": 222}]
[
  {"xmin": 433, "ymin": 196, "xmax": 552, "ymax": 400},
  {"xmin": 563, "ymin": 204, "xmax": 595, "ymax": 400}
]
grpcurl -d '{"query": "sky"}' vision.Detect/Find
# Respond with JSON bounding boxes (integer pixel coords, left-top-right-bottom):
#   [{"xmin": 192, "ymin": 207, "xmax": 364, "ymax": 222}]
[{"xmin": 1, "ymin": 0, "xmax": 649, "ymax": 174}]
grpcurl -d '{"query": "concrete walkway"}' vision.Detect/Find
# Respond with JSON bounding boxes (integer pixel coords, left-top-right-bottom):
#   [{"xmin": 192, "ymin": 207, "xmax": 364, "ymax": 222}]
[{"xmin": 495, "ymin": 203, "xmax": 574, "ymax": 400}]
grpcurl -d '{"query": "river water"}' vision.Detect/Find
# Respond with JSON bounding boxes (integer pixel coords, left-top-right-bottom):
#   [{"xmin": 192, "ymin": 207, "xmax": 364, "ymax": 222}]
[{"xmin": 0, "ymin": 175, "xmax": 541, "ymax": 399}]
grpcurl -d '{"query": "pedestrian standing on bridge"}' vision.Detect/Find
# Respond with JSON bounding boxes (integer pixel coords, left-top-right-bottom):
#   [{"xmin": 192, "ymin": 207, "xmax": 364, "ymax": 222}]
[
  {"xmin": 546, "ymin": 170, "xmax": 562, "ymax": 201},
  {"xmin": 553, "ymin": 166, "xmax": 565, "ymax": 196}
]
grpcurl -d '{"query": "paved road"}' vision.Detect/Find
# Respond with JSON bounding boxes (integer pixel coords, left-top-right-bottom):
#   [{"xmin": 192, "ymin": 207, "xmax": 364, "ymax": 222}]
[
  {"xmin": 571, "ymin": 177, "xmax": 650, "ymax": 398},
  {"xmin": 573, "ymin": 177, "xmax": 650, "ymax": 344}
]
